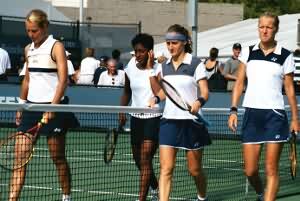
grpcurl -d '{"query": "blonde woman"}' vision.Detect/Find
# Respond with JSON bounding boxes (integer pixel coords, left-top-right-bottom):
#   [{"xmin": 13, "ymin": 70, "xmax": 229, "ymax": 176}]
[
  {"xmin": 228, "ymin": 12, "xmax": 299, "ymax": 201},
  {"xmin": 10, "ymin": 9, "xmax": 72, "ymax": 201}
]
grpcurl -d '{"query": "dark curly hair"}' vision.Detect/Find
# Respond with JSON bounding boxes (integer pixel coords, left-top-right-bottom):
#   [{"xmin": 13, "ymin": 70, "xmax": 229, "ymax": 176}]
[{"xmin": 131, "ymin": 33, "xmax": 154, "ymax": 50}]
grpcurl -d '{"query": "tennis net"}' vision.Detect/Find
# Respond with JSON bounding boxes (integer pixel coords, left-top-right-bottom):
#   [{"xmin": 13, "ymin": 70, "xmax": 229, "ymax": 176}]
[{"xmin": 0, "ymin": 103, "xmax": 299, "ymax": 201}]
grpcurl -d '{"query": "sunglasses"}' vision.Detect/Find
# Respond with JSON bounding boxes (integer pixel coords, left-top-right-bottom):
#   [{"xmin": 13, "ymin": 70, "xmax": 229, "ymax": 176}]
[{"xmin": 112, "ymin": 77, "xmax": 115, "ymax": 85}]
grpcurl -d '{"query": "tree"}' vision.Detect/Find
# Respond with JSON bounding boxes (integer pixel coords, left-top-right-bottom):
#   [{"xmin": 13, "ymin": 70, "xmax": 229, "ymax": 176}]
[{"xmin": 197, "ymin": 0, "xmax": 300, "ymax": 19}]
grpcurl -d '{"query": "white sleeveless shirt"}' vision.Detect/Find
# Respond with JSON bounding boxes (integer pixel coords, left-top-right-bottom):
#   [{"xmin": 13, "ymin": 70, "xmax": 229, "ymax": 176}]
[{"xmin": 27, "ymin": 35, "xmax": 59, "ymax": 103}]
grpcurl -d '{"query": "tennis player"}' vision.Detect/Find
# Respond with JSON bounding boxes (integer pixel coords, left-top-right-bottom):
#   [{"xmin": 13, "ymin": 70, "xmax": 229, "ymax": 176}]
[
  {"xmin": 120, "ymin": 33, "xmax": 160, "ymax": 201},
  {"xmin": 9, "ymin": 9, "xmax": 72, "ymax": 201},
  {"xmin": 150, "ymin": 24, "xmax": 210, "ymax": 201},
  {"xmin": 228, "ymin": 12, "xmax": 299, "ymax": 201}
]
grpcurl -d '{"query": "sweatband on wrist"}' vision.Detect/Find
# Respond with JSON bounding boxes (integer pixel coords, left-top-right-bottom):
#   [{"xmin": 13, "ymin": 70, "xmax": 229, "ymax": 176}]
[
  {"xmin": 197, "ymin": 97, "xmax": 206, "ymax": 107},
  {"xmin": 230, "ymin": 106, "xmax": 238, "ymax": 115},
  {"xmin": 154, "ymin": 96, "xmax": 161, "ymax": 104}
]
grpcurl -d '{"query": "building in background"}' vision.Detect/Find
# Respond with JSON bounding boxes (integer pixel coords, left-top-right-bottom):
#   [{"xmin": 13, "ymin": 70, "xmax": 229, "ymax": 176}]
[
  {"xmin": 51, "ymin": 0, "xmax": 243, "ymax": 43},
  {"xmin": 0, "ymin": 0, "xmax": 243, "ymax": 72}
]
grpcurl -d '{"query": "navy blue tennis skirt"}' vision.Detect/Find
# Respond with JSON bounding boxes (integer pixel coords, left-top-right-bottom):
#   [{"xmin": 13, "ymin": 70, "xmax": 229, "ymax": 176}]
[
  {"xmin": 242, "ymin": 108, "xmax": 289, "ymax": 144},
  {"xmin": 159, "ymin": 119, "xmax": 211, "ymax": 150},
  {"xmin": 17, "ymin": 97, "xmax": 79, "ymax": 136}
]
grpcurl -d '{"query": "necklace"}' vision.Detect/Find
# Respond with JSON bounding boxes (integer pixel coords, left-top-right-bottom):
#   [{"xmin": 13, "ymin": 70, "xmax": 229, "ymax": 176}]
[
  {"xmin": 260, "ymin": 42, "xmax": 276, "ymax": 56},
  {"xmin": 259, "ymin": 42, "xmax": 276, "ymax": 51}
]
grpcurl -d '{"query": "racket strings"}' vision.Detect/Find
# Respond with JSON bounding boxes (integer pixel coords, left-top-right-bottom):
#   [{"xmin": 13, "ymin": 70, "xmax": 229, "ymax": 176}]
[
  {"xmin": 0, "ymin": 134, "xmax": 33, "ymax": 170},
  {"xmin": 162, "ymin": 82, "xmax": 188, "ymax": 110},
  {"xmin": 104, "ymin": 129, "xmax": 118, "ymax": 163}
]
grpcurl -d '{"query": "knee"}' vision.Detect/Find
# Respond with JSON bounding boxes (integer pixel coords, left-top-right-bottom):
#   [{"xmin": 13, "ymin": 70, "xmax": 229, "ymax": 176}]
[
  {"xmin": 265, "ymin": 163, "xmax": 278, "ymax": 177},
  {"xmin": 50, "ymin": 154, "xmax": 67, "ymax": 165},
  {"xmin": 188, "ymin": 166, "xmax": 202, "ymax": 177},
  {"xmin": 160, "ymin": 164, "xmax": 175, "ymax": 178},
  {"xmin": 244, "ymin": 167, "xmax": 259, "ymax": 178}
]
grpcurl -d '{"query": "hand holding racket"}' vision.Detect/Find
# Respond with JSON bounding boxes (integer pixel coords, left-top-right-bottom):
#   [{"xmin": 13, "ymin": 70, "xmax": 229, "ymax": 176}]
[
  {"xmin": 0, "ymin": 119, "xmax": 46, "ymax": 170},
  {"xmin": 160, "ymin": 79, "xmax": 211, "ymax": 127},
  {"xmin": 104, "ymin": 125, "xmax": 123, "ymax": 164},
  {"xmin": 289, "ymin": 131, "xmax": 297, "ymax": 180}
]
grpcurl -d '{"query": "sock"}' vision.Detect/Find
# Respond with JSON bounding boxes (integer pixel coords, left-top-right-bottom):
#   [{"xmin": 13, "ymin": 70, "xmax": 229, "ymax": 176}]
[
  {"xmin": 62, "ymin": 194, "xmax": 71, "ymax": 201},
  {"xmin": 197, "ymin": 195, "xmax": 207, "ymax": 201}
]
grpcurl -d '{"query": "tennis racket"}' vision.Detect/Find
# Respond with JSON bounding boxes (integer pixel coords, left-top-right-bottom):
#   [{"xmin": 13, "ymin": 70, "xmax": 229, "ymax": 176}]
[
  {"xmin": 289, "ymin": 131, "xmax": 297, "ymax": 180},
  {"xmin": 160, "ymin": 79, "xmax": 211, "ymax": 127},
  {"xmin": 104, "ymin": 125, "xmax": 123, "ymax": 164},
  {"xmin": 0, "ymin": 120, "xmax": 44, "ymax": 170}
]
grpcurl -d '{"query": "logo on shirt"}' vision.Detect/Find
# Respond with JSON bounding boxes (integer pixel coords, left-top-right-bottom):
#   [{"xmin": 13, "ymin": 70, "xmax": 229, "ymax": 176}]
[
  {"xmin": 271, "ymin": 57, "xmax": 278, "ymax": 62},
  {"xmin": 53, "ymin": 128, "xmax": 62, "ymax": 133},
  {"xmin": 275, "ymin": 134, "xmax": 280, "ymax": 139}
]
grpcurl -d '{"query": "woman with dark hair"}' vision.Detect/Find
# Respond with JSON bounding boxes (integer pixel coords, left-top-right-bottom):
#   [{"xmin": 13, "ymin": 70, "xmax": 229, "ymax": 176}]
[
  {"xmin": 228, "ymin": 12, "xmax": 299, "ymax": 201},
  {"xmin": 150, "ymin": 24, "xmax": 210, "ymax": 201},
  {"xmin": 120, "ymin": 33, "xmax": 160, "ymax": 201},
  {"xmin": 204, "ymin": 47, "xmax": 226, "ymax": 90}
]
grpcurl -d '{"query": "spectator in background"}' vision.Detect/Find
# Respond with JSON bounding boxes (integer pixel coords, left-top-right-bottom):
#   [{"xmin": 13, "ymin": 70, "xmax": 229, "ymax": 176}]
[
  {"xmin": 93, "ymin": 55, "xmax": 108, "ymax": 85},
  {"xmin": 65, "ymin": 51, "xmax": 76, "ymax": 84},
  {"xmin": 293, "ymin": 48, "xmax": 300, "ymax": 92},
  {"xmin": 0, "ymin": 47, "xmax": 11, "ymax": 81},
  {"xmin": 130, "ymin": 50, "xmax": 135, "ymax": 57},
  {"xmin": 223, "ymin": 43, "xmax": 242, "ymax": 91},
  {"xmin": 204, "ymin": 47, "xmax": 227, "ymax": 91},
  {"xmin": 112, "ymin": 49, "xmax": 124, "ymax": 70},
  {"xmin": 18, "ymin": 62, "xmax": 26, "ymax": 83},
  {"xmin": 16, "ymin": 55, "xmax": 25, "ymax": 75},
  {"xmin": 98, "ymin": 58, "xmax": 125, "ymax": 86},
  {"xmin": 76, "ymin": 48, "xmax": 99, "ymax": 85}
]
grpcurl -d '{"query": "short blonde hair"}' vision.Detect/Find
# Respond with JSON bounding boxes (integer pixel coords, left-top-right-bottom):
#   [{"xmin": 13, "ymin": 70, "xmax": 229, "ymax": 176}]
[
  {"xmin": 26, "ymin": 9, "xmax": 49, "ymax": 28},
  {"xmin": 259, "ymin": 12, "xmax": 279, "ymax": 33}
]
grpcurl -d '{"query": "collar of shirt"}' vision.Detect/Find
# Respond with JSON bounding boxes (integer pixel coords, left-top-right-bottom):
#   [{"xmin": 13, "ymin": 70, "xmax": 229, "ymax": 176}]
[
  {"xmin": 166, "ymin": 53, "xmax": 193, "ymax": 65},
  {"xmin": 253, "ymin": 41, "xmax": 282, "ymax": 55}
]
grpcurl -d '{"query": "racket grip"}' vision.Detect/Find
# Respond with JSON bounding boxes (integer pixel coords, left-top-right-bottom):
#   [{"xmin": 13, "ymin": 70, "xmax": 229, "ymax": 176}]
[{"xmin": 195, "ymin": 113, "xmax": 211, "ymax": 127}]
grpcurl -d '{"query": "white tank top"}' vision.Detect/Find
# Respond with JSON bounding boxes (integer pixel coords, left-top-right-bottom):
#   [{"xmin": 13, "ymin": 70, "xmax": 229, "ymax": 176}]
[{"xmin": 27, "ymin": 35, "xmax": 59, "ymax": 103}]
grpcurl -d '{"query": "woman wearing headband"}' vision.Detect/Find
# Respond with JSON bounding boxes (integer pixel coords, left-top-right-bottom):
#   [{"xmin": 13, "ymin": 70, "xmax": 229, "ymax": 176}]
[{"xmin": 150, "ymin": 24, "xmax": 210, "ymax": 201}]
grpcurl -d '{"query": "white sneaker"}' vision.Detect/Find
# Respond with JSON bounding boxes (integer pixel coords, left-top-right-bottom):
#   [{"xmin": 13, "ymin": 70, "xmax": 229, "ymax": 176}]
[
  {"xmin": 62, "ymin": 194, "xmax": 71, "ymax": 201},
  {"xmin": 149, "ymin": 187, "xmax": 159, "ymax": 201},
  {"xmin": 195, "ymin": 197, "xmax": 208, "ymax": 201}
]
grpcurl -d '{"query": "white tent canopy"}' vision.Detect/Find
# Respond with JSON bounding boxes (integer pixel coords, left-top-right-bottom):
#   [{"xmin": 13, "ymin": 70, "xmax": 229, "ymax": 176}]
[{"xmin": 153, "ymin": 13, "xmax": 300, "ymax": 59}]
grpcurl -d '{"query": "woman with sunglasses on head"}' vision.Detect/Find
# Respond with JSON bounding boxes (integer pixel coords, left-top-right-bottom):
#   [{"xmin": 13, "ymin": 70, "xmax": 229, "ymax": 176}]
[
  {"xmin": 119, "ymin": 33, "xmax": 160, "ymax": 201},
  {"xmin": 150, "ymin": 24, "xmax": 210, "ymax": 201},
  {"xmin": 228, "ymin": 12, "xmax": 299, "ymax": 201}
]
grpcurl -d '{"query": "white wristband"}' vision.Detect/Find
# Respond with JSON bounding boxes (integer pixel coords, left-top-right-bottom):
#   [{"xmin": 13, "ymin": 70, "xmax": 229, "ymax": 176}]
[
  {"xmin": 147, "ymin": 69, "xmax": 156, "ymax": 77},
  {"xmin": 18, "ymin": 98, "xmax": 26, "ymax": 104}
]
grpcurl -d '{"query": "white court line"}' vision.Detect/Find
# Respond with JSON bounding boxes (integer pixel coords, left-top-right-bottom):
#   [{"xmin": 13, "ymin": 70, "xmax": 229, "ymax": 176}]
[
  {"xmin": 26, "ymin": 153, "xmax": 245, "ymax": 170},
  {"xmin": 18, "ymin": 147, "xmax": 246, "ymax": 169},
  {"xmin": 0, "ymin": 183, "xmax": 192, "ymax": 200}
]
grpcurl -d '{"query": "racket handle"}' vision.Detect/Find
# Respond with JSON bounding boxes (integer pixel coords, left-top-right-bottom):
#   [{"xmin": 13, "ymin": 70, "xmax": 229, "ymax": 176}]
[{"xmin": 194, "ymin": 113, "xmax": 211, "ymax": 127}]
